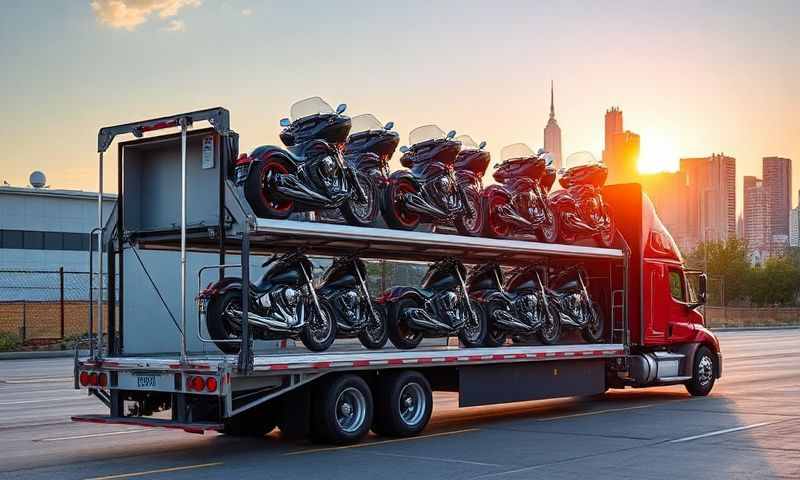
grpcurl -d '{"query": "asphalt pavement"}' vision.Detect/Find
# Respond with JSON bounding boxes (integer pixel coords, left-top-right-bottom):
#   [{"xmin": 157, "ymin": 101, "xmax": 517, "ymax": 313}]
[{"xmin": 0, "ymin": 330, "xmax": 798, "ymax": 480}]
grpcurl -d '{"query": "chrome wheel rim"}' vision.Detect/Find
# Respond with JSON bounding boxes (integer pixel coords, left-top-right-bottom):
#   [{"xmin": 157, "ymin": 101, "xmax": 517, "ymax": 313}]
[
  {"xmin": 698, "ymin": 355, "xmax": 714, "ymax": 386},
  {"xmin": 335, "ymin": 387, "xmax": 367, "ymax": 433},
  {"xmin": 462, "ymin": 302, "xmax": 482, "ymax": 341},
  {"xmin": 351, "ymin": 176, "xmax": 374, "ymax": 221},
  {"xmin": 398, "ymin": 382, "xmax": 426, "ymax": 426},
  {"xmin": 310, "ymin": 306, "xmax": 332, "ymax": 342}
]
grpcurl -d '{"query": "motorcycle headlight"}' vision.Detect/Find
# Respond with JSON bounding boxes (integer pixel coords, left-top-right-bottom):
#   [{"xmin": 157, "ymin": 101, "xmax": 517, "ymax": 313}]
[{"xmin": 319, "ymin": 156, "xmax": 337, "ymax": 175}]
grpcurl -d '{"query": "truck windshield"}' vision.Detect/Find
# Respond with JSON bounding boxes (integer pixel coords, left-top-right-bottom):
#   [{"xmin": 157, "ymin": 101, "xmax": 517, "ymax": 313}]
[
  {"xmin": 501, "ymin": 143, "xmax": 534, "ymax": 161},
  {"xmin": 409, "ymin": 125, "xmax": 446, "ymax": 146},
  {"xmin": 290, "ymin": 96, "xmax": 335, "ymax": 121},
  {"xmin": 350, "ymin": 114, "xmax": 383, "ymax": 134}
]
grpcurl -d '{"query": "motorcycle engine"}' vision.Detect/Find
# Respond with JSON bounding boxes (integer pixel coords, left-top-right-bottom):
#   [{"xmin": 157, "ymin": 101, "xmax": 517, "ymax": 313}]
[
  {"xmin": 515, "ymin": 294, "xmax": 540, "ymax": 324},
  {"xmin": 437, "ymin": 291, "xmax": 463, "ymax": 327},
  {"xmin": 337, "ymin": 290, "xmax": 362, "ymax": 323}
]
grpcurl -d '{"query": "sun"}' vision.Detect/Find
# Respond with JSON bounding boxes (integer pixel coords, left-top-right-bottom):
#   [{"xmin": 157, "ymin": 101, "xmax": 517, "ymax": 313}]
[{"xmin": 638, "ymin": 129, "xmax": 680, "ymax": 174}]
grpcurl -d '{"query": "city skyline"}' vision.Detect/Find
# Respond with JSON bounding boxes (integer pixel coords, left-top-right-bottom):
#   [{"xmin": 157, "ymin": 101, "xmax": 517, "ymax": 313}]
[
  {"xmin": 543, "ymin": 81, "xmax": 562, "ymax": 171},
  {"xmin": 0, "ymin": 1, "xmax": 798, "ymax": 217}
]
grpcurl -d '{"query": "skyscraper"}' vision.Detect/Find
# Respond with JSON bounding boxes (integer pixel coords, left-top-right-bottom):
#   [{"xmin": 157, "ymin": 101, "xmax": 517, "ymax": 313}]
[
  {"xmin": 743, "ymin": 175, "xmax": 769, "ymax": 257},
  {"xmin": 791, "ymin": 190, "xmax": 800, "ymax": 248},
  {"xmin": 543, "ymin": 81, "xmax": 562, "ymax": 171},
  {"xmin": 640, "ymin": 171, "xmax": 689, "ymax": 253},
  {"xmin": 602, "ymin": 107, "xmax": 640, "ymax": 185},
  {"xmin": 762, "ymin": 156, "xmax": 792, "ymax": 254},
  {"xmin": 680, "ymin": 154, "xmax": 736, "ymax": 252}
]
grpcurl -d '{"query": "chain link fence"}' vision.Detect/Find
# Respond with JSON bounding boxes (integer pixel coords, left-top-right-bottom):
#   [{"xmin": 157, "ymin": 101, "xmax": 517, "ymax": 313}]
[{"xmin": 0, "ymin": 269, "xmax": 109, "ymax": 342}]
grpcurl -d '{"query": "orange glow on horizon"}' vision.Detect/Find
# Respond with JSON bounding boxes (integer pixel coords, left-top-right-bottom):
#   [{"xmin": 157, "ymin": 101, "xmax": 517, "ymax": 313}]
[{"xmin": 638, "ymin": 129, "xmax": 680, "ymax": 174}]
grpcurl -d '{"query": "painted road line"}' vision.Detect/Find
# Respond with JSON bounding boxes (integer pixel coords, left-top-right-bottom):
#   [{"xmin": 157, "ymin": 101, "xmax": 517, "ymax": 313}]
[
  {"xmin": 368, "ymin": 451, "xmax": 505, "ymax": 467},
  {"xmin": 667, "ymin": 421, "xmax": 780, "ymax": 443},
  {"xmin": 0, "ymin": 377, "xmax": 72, "ymax": 384},
  {"xmin": 284, "ymin": 428, "xmax": 479, "ymax": 456},
  {"xmin": 36, "ymin": 428, "xmax": 156, "ymax": 442},
  {"xmin": 83, "ymin": 462, "xmax": 223, "ymax": 480},
  {"xmin": 536, "ymin": 402, "xmax": 676, "ymax": 421}
]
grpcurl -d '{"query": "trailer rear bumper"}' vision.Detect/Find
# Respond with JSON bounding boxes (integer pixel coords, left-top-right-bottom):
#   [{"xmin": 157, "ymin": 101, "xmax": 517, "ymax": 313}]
[{"xmin": 71, "ymin": 414, "xmax": 223, "ymax": 434}]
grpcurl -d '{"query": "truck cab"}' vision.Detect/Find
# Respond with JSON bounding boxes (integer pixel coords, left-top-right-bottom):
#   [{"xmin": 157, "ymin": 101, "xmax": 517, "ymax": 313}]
[{"xmin": 604, "ymin": 183, "xmax": 721, "ymax": 395}]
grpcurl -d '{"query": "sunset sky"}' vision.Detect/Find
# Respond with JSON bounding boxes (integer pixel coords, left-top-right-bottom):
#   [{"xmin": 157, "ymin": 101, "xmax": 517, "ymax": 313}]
[{"xmin": 1, "ymin": 1, "xmax": 798, "ymax": 212}]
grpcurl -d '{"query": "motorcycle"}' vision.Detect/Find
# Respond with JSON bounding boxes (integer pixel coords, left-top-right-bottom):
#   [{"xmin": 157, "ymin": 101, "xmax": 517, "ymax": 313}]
[
  {"xmin": 545, "ymin": 266, "xmax": 605, "ymax": 343},
  {"xmin": 235, "ymin": 96, "xmax": 378, "ymax": 227},
  {"xmin": 379, "ymin": 258, "xmax": 486, "ymax": 349},
  {"xmin": 549, "ymin": 151, "xmax": 615, "ymax": 247},
  {"xmin": 453, "ymin": 135, "xmax": 490, "ymax": 236},
  {"xmin": 482, "ymin": 144, "xmax": 559, "ymax": 242},
  {"xmin": 200, "ymin": 250, "xmax": 336, "ymax": 354},
  {"xmin": 381, "ymin": 125, "xmax": 482, "ymax": 235},
  {"xmin": 468, "ymin": 263, "xmax": 560, "ymax": 347},
  {"xmin": 317, "ymin": 256, "xmax": 388, "ymax": 349}
]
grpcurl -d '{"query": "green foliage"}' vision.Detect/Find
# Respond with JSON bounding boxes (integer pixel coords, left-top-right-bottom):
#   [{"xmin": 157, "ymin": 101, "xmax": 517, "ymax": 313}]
[
  {"xmin": 688, "ymin": 239, "xmax": 800, "ymax": 306},
  {"xmin": 0, "ymin": 332, "xmax": 22, "ymax": 352}
]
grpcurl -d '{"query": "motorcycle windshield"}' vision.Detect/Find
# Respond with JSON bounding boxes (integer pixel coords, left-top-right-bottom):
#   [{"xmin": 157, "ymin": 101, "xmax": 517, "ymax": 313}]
[
  {"xmin": 500, "ymin": 143, "xmax": 535, "ymax": 161},
  {"xmin": 290, "ymin": 96, "xmax": 335, "ymax": 121},
  {"xmin": 565, "ymin": 151, "xmax": 602, "ymax": 169},
  {"xmin": 455, "ymin": 135, "xmax": 478, "ymax": 150},
  {"xmin": 349, "ymin": 114, "xmax": 384, "ymax": 134},
  {"xmin": 409, "ymin": 124, "xmax": 446, "ymax": 146}
]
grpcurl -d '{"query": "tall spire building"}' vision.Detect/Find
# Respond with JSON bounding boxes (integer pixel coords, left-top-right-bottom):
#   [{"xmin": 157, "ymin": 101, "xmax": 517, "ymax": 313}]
[{"xmin": 543, "ymin": 81, "xmax": 562, "ymax": 171}]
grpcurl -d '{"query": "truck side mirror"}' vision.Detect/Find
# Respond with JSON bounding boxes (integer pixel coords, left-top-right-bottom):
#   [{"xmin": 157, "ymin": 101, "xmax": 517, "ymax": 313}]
[{"xmin": 698, "ymin": 273, "xmax": 707, "ymax": 305}]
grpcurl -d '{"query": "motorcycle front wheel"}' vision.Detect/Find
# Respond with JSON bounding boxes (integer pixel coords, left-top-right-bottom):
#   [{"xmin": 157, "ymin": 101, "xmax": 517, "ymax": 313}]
[
  {"xmin": 301, "ymin": 298, "xmax": 337, "ymax": 352},
  {"xmin": 455, "ymin": 187, "xmax": 484, "ymax": 237},
  {"xmin": 483, "ymin": 300, "xmax": 509, "ymax": 347},
  {"xmin": 382, "ymin": 178, "xmax": 421, "ymax": 231},
  {"xmin": 388, "ymin": 298, "xmax": 425, "ymax": 350},
  {"xmin": 537, "ymin": 201, "xmax": 559, "ymax": 244},
  {"xmin": 358, "ymin": 301, "xmax": 389, "ymax": 350},
  {"xmin": 484, "ymin": 191, "xmax": 512, "ymax": 238},
  {"xmin": 537, "ymin": 301, "xmax": 562, "ymax": 345},
  {"xmin": 458, "ymin": 300, "xmax": 487, "ymax": 348},
  {"xmin": 341, "ymin": 172, "xmax": 379, "ymax": 227},
  {"xmin": 581, "ymin": 302, "xmax": 605, "ymax": 343},
  {"xmin": 205, "ymin": 288, "xmax": 246, "ymax": 354},
  {"xmin": 244, "ymin": 157, "xmax": 294, "ymax": 219}
]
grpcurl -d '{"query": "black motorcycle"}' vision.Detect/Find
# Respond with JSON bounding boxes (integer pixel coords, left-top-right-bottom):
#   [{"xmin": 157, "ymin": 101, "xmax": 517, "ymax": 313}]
[
  {"xmin": 545, "ymin": 266, "xmax": 605, "ymax": 343},
  {"xmin": 317, "ymin": 256, "xmax": 388, "ymax": 349},
  {"xmin": 381, "ymin": 125, "xmax": 481, "ymax": 235},
  {"xmin": 236, "ymin": 97, "xmax": 378, "ymax": 226},
  {"xmin": 380, "ymin": 258, "xmax": 486, "ymax": 349},
  {"xmin": 469, "ymin": 263, "xmax": 560, "ymax": 347},
  {"xmin": 199, "ymin": 250, "xmax": 335, "ymax": 353}
]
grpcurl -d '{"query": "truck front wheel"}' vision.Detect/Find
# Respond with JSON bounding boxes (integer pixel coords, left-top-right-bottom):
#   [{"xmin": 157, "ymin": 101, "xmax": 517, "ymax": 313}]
[
  {"xmin": 373, "ymin": 370, "xmax": 432, "ymax": 437},
  {"xmin": 685, "ymin": 346, "xmax": 717, "ymax": 396}
]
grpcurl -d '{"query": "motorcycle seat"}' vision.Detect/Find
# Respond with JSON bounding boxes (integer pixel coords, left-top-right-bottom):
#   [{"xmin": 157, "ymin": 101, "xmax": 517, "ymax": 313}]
[
  {"xmin": 251, "ymin": 276, "xmax": 274, "ymax": 293},
  {"xmin": 555, "ymin": 280, "xmax": 579, "ymax": 291}
]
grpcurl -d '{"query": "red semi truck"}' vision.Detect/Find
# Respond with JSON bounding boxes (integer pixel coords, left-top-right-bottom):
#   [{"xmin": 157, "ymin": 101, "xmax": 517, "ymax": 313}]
[{"xmin": 72, "ymin": 110, "xmax": 720, "ymax": 444}]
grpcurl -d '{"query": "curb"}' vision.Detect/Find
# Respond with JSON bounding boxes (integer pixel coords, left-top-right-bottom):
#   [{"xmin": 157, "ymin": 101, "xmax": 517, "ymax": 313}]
[
  {"xmin": 0, "ymin": 350, "xmax": 89, "ymax": 360},
  {"xmin": 713, "ymin": 325, "xmax": 800, "ymax": 332}
]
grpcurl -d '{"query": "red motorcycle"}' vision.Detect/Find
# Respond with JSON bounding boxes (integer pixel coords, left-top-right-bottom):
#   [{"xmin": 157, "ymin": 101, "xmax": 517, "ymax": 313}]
[
  {"xmin": 549, "ymin": 152, "xmax": 615, "ymax": 247},
  {"xmin": 482, "ymin": 144, "xmax": 558, "ymax": 242},
  {"xmin": 381, "ymin": 126, "xmax": 482, "ymax": 235}
]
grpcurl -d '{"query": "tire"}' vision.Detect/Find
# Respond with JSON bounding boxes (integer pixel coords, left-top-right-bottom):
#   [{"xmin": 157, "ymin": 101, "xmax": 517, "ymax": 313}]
[
  {"xmin": 205, "ymin": 288, "xmax": 245, "ymax": 354},
  {"xmin": 458, "ymin": 300, "xmax": 487, "ymax": 348},
  {"xmin": 341, "ymin": 172, "xmax": 379, "ymax": 227},
  {"xmin": 537, "ymin": 201, "xmax": 559, "ymax": 243},
  {"xmin": 388, "ymin": 298, "xmax": 425, "ymax": 350},
  {"xmin": 685, "ymin": 346, "xmax": 717, "ymax": 397},
  {"xmin": 358, "ymin": 301, "xmax": 389, "ymax": 350},
  {"xmin": 484, "ymin": 191, "xmax": 511, "ymax": 238},
  {"xmin": 244, "ymin": 157, "xmax": 294, "ymax": 219},
  {"xmin": 301, "ymin": 298, "xmax": 337, "ymax": 352},
  {"xmin": 455, "ymin": 187, "xmax": 484, "ymax": 237},
  {"xmin": 382, "ymin": 177, "xmax": 420, "ymax": 231},
  {"xmin": 538, "ymin": 301, "xmax": 562, "ymax": 345},
  {"xmin": 223, "ymin": 404, "xmax": 277, "ymax": 437},
  {"xmin": 373, "ymin": 370, "xmax": 433, "ymax": 438},
  {"xmin": 311, "ymin": 374, "xmax": 373, "ymax": 444},
  {"xmin": 580, "ymin": 302, "xmax": 605, "ymax": 343},
  {"xmin": 483, "ymin": 300, "xmax": 509, "ymax": 347}
]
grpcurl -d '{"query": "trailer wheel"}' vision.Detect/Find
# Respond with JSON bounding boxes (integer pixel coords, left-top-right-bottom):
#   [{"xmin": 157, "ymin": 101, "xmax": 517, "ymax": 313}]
[
  {"xmin": 373, "ymin": 370, "xmax": 432, "ymax": 437},
  {"xmin": 311, "ymin": 374, "xmax": 373, "ymax": 444},
  {"xmin": 685, "ymin": 346, "xmax": 717, "ymax": 397}
]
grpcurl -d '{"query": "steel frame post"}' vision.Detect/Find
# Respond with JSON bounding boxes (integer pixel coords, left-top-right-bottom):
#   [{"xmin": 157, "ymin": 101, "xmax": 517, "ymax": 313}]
[
  {"xmin": 238, "ymin": 227, "xmax": 252, "ymax": 374},
  {"xmin": 97, "ymin": 152, "xmax": 104, "ymax": 359},
  {"xmin": 179, "ymin": 118, "xmax": 189, "ymax": 364}
]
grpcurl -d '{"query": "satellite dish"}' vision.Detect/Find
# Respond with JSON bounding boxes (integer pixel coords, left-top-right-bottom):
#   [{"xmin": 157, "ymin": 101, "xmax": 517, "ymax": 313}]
[{"xmin": 30, "ymin": 171, "xmax": 46, "ymax": 188}]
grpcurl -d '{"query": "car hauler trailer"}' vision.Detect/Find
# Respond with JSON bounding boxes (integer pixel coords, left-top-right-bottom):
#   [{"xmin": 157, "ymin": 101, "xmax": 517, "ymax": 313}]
[{"xmin": 72, "ymin": 109, "xmax": 721, "ymax": 444}]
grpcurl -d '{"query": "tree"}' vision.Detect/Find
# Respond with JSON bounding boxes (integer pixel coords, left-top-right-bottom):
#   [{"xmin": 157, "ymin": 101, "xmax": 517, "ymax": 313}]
[
  {"xmin": 749, "ymin": 256, "xmax": 800, "ymax": 306},
  {"xmin": 686, "ymin": 238, "xmax": 750, "ymax": 305}
]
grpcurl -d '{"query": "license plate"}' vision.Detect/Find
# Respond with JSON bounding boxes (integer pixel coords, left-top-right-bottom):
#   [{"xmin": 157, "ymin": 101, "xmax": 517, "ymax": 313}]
[{"xmin": 136, "ymin": 375, "xmax": 157, "ymax": 389}]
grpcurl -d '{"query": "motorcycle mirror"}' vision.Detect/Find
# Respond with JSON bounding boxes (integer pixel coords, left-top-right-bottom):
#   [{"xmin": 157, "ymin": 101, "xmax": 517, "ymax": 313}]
[
  {"xmin": 384, "ymin": 121, "xmax": 394, "ymax": 130},
  {"xmin": 537, "ymin": 148, "xmax": 546, "ymax": 155},
  {"xmin": 399, "ymin": 145, "xmax": 409, "ymax": 153},
  {"xmin": 557, "ymin": 167, "xmax": 566, "ymax": 176},
  {"xmin": 479, "ymin": 140, "xmax": 487, "ymax": 150},
  {"xmin": 279, "ymin": 118, "xmax": 291, "ymax": 127},
  {"xmin": 336, "ymin": 103, "xmax": 347, "ymax": 114},
  {"xmin": 447, "ymin": 130, "xmax": 457, "ymax": 140}
]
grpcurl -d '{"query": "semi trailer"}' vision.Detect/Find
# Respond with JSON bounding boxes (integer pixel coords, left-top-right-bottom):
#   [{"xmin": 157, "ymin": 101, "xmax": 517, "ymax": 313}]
[{"xmin": 72, "ymin": 108, "xmax": 721, "ymax": 444}]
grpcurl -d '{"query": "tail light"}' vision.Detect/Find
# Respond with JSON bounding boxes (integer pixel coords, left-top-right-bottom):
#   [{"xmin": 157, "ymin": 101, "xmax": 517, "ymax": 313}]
[
  {"xmin": 79, "ymin": 370, "xmax": 107, "ymax": 388},
  {"xmin": 79, "ymin": 371, "xmax": 89, "ymax": 387},
  {"xmin": 98, "ymin": 372, "xmax": 108, "ymax": 387},
  {"xmin": 205, "ymin": 377, "xmax": 218, "ymax": 393},
  {"xmin": 186, "ymin": 375, "xmax": 219, "ymax": 393},
  {"xmin": 88, "ymin": 372, "xmax": 98, "ymax": 386}
]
